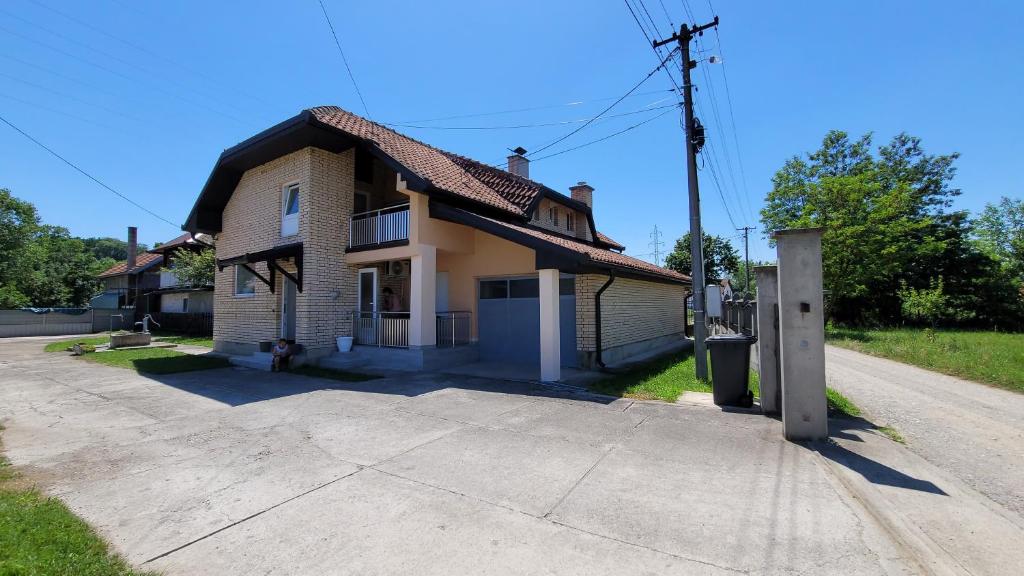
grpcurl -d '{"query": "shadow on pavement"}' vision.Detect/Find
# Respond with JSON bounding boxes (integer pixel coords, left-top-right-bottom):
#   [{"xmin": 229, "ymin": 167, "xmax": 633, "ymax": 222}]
[
  {"xmin": 821, "ymin": 418, "xmax": 947, "ymax": 496},
  {"xmin": 134, "ymin": 363, "xmax": 622, "ymax": 408}
]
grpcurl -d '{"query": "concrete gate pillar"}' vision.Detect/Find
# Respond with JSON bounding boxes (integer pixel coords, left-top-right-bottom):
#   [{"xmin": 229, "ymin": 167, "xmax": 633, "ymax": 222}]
[
  {"xmin": 538, "ymin": 268, "xmax": 561, "ymax": 382},
  {"xmin": 774, "ymin": 228, "xmax": 828, "ymax": 441},
  {"xmin": 410, "ymin": 245, "xmax": 437, "ymax": 348},
  {"xmin": 754, "ymin": 265, "xmax": 780, "ymax": 415}
]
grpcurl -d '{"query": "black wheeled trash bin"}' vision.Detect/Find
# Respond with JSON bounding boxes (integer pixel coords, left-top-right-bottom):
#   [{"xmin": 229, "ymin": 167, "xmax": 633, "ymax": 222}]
[{"xmin": 706, "ymin": 334, "xmax": 758, "ymax": 407}]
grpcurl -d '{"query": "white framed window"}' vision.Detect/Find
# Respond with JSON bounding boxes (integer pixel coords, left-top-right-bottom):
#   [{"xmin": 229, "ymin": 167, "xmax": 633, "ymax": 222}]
[
  {"xmin": 567, "ymin": 212, "xmax": 575, "ymax": 232},
  {"xmin": 281, "ymin": 182, "xmax": 300, "ymax": 237},
  {"xmin": 234, "ymin": 265, "xmax": 257, "ymax": 297}
]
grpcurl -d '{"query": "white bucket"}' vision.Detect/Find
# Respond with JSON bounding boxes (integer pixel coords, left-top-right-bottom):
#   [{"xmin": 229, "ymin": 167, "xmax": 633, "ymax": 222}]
[{"xmin": 336, "ymin": 336, "xmax": 354, "ymax": 352}]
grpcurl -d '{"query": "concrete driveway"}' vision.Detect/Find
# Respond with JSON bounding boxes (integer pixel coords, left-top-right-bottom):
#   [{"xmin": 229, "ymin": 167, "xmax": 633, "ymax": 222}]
[{"xmin": 0, "ymin": 336, "xmax": 918, "ymax": 575}]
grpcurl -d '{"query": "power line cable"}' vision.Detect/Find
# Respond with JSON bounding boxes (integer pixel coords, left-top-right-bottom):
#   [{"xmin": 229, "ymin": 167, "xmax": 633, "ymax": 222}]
[
  {"xmin": 706, "ymin": 0, "xmax": 758, "ymax": 225},
  {"xmin": 317, "ymin": 0, "xmax": 370, "ymax": 118},
  {"xmin": 525, "ymin": 40, "xmax": 678, "ymax": 158},
  {"xmin": 0, "ymin": 7, "xmax": 270, "ymax": 125},
  {"xmin": 0, "ymin": 23, "xmax": 258, "ymax": 127},
  {"xmin": 25, "ymin": 0, "xmax": 281, "ymax": 113},
  {"xmin": 386, "ymin": 89, "xmax": 675, "ymax": 124},
  {"xmin": 528, "ymin": 106, "xmax": 677, "ymax": 163},
  {"xmin": 0, "ymin": 113, "xmax": 179, "ymax": 229},
  {"xmin": 384, "ymin": 101, "xmax": 677, "ymax": 131}
]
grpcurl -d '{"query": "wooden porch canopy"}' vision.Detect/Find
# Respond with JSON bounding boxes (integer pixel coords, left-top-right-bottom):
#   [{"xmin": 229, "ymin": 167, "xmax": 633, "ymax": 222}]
[{"xmin": 216, "ymin": 242, "xmax": 303, "ymax": 293}]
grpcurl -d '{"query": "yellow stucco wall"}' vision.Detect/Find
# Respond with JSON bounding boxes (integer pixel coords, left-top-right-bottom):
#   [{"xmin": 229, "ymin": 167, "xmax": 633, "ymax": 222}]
[{"xmin": 436, "ymin": 228, "xmax": 537, "ymax": 338}]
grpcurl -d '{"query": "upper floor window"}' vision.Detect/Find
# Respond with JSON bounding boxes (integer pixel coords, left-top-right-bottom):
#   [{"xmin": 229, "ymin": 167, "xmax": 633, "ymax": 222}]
[
  {"xmin": 566, "ymin": 212, "xmax": 575, "ymax": 232},
  {"xmin": 282, "ymin": 183, "xmax": 299, "ymax": 236},
  {"xmin": 235, "ymin": 265, "xmax": 257, "ymax": 297},
  {"xmin": 549, "ymin": 206, "xmax": 559, "ymax": 227}
]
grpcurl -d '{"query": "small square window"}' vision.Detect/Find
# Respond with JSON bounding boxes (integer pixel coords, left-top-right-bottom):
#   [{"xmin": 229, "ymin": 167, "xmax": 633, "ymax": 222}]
[{"xmin": 235, "ymin": 265, "xmax": 257, "ymax": 296}]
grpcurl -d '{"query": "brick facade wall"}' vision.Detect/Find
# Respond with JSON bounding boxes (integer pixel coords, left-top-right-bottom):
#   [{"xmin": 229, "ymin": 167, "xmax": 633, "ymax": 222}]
[
  {"xmin": 575, "ymin": 274, "xmax": 687, "ymax": 353},
  {"xmin": 213, "ymin": 146, "xmax": 357, "ymax": 354}
]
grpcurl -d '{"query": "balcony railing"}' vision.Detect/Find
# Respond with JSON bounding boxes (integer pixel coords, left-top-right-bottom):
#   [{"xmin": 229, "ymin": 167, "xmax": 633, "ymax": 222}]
[
  {"xmin": 354, "ymin": 312, "xmax": 410, "ymax": 348},
  {"xmin": 435, "ymin": 311, "xmax": 472, "ymax": 348},
  {"xmin": 351, "ymin": 310, "xmax": 473, "ymax": 349},
  {"xmin": 349, "ymin": 203, "xmax": 410, "ymax": 248}
]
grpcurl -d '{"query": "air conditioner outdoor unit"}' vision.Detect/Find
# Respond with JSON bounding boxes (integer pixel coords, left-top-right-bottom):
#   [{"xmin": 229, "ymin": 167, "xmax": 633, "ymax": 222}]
[{"xmin": 388, "ymin": 260, "xmax": 409, "ymax": 277}]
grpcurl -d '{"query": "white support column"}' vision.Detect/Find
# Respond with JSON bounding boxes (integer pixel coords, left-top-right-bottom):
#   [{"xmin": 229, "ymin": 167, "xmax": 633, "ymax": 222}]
[
  {"xmin": 538, "ymin": 268, "xmax": 561, "ymax": 382},
  {"xmin": 754, "ymin": 265, "xmax": 780, "ymax": 415},
  {"xmin": 774, "ymin": 228, "xmax": 828, "ymax": 441},
  {"xmin": 409, "ymin": 245, "xmax": 437, "ymax": 348}
]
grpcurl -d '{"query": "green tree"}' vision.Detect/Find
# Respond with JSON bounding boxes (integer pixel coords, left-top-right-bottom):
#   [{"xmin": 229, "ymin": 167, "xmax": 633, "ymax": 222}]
[
  {"xmin": 975, "ymin": 196, "xmax": 1024, "ymax": 280},
  {"xmin": 897, "ymin": 276, "xmax": 973, "ymax": 328},
  {"xmin": 664, "ymin": 232, "xmax": 740, "ymax": 282},
  {"xmin": 0, "ymin": 188, "xmax": 41, "ymax": 306},
  {"xmin": 82, "ymin": 236, "xmax": 149, "ymax": 261},
  {"xmin": 0, "ymin": 189, "xmax": 109, "ymax": 308},
  {"xmin": 733, "ymin": 260, "xmax": 773, "ymax": 298},
  {"xmin": 165, "ymin": 247, "xmax": 215, "ymax": 287},
  {"xmin": 761, "ymin": 131, "xmax": 963, "ymax": 325}
]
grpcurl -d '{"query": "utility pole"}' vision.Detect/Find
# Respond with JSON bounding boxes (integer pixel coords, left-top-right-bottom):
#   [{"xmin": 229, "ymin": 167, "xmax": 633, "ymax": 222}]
[
  {"xmin": 737, "ymin": 225, "xmax": 754, "ymax": 294},
  {"xmin": 654, "ymin": 15, "xmax": 719, "ymax": 381},
  {"xmin": 649, "ymin": 225, "xmax": 665, "ymax": 266}
]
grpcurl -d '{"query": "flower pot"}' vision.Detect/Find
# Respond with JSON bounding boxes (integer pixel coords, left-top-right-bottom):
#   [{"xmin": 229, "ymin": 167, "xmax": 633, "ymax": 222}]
[{"xmin": 336, "ymin": 336, "xmax": 354, "ymax": 352}]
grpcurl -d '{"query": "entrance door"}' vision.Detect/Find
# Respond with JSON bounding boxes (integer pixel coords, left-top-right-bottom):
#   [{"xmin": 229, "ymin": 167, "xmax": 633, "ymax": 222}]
[
  {"xmin": 356, "ymin": 268, "xmax": 378, "ymax": 344},
  {"xmin": 281, "ymin": 278, "xmax": 297, "ymax": 341}
]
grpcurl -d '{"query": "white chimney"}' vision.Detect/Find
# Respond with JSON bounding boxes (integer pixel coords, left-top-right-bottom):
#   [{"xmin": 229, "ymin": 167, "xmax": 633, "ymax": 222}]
[
  {"xmin": 127, "ymin": 226, "xmax": 138, "ymax": 270},
  {"xmin": 507, "ymin": 146, "xmax": 529, "ymax": 178}
]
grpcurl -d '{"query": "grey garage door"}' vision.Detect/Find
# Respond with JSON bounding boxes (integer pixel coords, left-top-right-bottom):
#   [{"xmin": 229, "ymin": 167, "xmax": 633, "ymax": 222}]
[{"xmin": 478, "ymin": 277, "xmax": 577, "ymax": 367}]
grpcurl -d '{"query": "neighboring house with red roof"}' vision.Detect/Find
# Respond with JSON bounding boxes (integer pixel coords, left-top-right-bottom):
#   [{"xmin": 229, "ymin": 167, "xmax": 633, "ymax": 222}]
[
  {"xmin": 146, "ymin": 231, "xmax": 215, "ymax": 317},
  {"xmin": 92, "ymin": 229, "xmax": 215, "ymax": 328},
  {"xmin": 92, "ymin": 226, "xmax": 163, "ymax": 310},
  {"xmin": 185, "ymin": 106, "xmax": 690, "ymax": 380}
]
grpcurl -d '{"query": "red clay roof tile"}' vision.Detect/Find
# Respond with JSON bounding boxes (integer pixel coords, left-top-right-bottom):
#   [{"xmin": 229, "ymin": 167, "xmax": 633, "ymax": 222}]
[{"xmin": 97, "ymin": 252, "xmax": 162, "ymax": 278}]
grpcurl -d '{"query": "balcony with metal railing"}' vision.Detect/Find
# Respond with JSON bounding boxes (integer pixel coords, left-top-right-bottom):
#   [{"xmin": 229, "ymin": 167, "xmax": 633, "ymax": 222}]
[
  {"xmin": 348, "ymin": 203, "xmax": 410, "ymax": 249},
  {"xmin": 352, "ymin": 310, "xmax": 472, "ymax": 349}
]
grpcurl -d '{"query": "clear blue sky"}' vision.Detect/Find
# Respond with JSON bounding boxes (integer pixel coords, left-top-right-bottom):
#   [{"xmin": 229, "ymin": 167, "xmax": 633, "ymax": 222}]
[{"xmin": 1, "ymin": 0, "xmax": 1021, "ymax": 265}]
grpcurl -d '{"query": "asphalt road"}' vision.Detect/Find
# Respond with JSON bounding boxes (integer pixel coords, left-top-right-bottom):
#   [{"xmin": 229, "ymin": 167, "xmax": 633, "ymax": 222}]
[{"xmin": 825, "ymin": 344, "xmax": 1024, "ymax": 520}]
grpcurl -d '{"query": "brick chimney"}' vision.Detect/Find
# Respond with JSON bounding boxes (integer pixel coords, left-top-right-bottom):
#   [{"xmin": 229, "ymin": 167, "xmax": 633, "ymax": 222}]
[
  {"xmin": 569, "ymin": 181, "xmax": 593, "ymax": 208},
  {"xmin": 507, "ymin": 146, "xmax": 529, "ymax": 179},
  {"xmin": 126, "ymin": 226, "xmax": 138, "ymax": 270}
]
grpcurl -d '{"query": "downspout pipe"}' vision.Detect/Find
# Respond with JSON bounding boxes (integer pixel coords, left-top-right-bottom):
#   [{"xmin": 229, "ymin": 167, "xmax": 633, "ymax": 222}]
[{"xmin": 594, "ymin": 272, "xmax": 616, "ymax": 369}]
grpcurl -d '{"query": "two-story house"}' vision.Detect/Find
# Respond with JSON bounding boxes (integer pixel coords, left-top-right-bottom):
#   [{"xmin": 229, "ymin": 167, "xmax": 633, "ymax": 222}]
[{"xmin": 184, "ymin": 106, "xmax": 689, "ymax": 381}]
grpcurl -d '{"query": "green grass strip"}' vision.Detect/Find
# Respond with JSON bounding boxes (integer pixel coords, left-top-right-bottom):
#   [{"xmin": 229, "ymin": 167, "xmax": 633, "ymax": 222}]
[
  {"xmin": 82, "ymin": 348, "xmax": 230, "ymax": 374},
  {"xmin": 827, "ymin": 327, "xmax": 1024, "ymax": 393}
]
